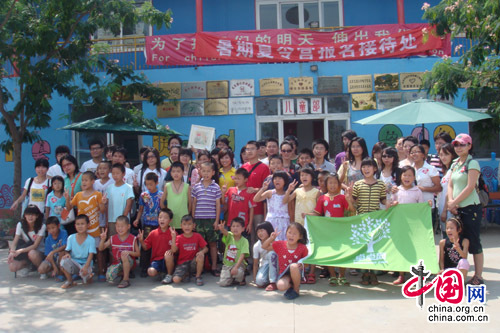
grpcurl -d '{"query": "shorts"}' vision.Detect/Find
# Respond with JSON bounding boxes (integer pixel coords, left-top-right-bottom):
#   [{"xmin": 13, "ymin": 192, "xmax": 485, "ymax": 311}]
[
  {"xmin": 458, "ymin": 204, "xmax": 483, "ymax": 254},
  {"xmin": 41, "ymin": 253, "xmax": 60, "ymax": 269},
  {"xmin": 219, "ymin": 264, "xmax": 245, "ymax": 287},
  {"xmin": 173, "ymin": 260, "xmax": 197, "ymax": 278},
  {"xmin": 194, "ymin": 218, "xmax": 219, "ymax": 243},
  {"xmin": 457, "ymin": 258, "xmax": 470, "ymax": 271},
  {"xmin": 106, "ymin": 256, "xmax": 135, "ymax": 282},
  {"xmin": 60, "ymin": 257, "xmax": 93, "ymax": 283},
  {"xmin": 150, "ymin": 259, "xmax": 166, "ymax": 273}
]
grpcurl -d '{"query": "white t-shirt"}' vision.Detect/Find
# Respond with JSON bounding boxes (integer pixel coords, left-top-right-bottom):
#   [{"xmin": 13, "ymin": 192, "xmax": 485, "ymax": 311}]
[
  {"xmin": 414, "ymin": 161, "xmax": 439, "ymax": 208},
  {"xmin": 94, "ymin": 178, "xmax": 115, "ymax": 227},
  {"xmin": 108, "ymin": 167, "xmax": 135, "ymax": 186},
  {"xmin": 253, "ymin": 240, "xmax": 270, "ymax": 266},
  {"xmin": 23, "ymin": 178, "xmax": 50, "ymax": 213},
  {"xmin": 15, "ymin": 222, "xmax": 46, "ymax": 252},
  {"xmin": 80, "ymin": 159, "xmax": 100, "ymax": 173},
  {"xmin": 438, "ymin": 169, "xmax": 451, "ymax": 216},
  {"xmin": 47, "ymin": 164, "xmax": 64, "ymax": 178}
]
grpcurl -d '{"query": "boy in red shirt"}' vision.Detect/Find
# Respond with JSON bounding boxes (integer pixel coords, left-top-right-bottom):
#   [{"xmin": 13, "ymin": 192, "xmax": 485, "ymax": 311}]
[
  {"xmin": 170, "ymin": 215, "xmax": 208, "ymax": 286},
  {"xmin": 222, "ymin": 168, "xmax": 255, "ymax": 235},
  {"xmin": 137, "ymin": 208, "xmax": 176, "ymax": 284}
]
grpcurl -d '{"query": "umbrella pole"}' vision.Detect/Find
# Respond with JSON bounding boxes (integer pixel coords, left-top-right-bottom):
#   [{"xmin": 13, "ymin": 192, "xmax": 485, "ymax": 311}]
[{"xmin": 421, "ymin": 123, "xmax": 425, "ymax": 141}]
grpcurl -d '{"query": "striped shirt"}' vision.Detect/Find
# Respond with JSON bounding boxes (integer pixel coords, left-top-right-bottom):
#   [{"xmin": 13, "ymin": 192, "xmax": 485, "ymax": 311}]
[
  {"xmin": 191, "ymin": 179, "xmax": 222, "ymax": 219},
  {"xmin": 352, "ymin": 179, "xmax": 386, "ymax": 215}
]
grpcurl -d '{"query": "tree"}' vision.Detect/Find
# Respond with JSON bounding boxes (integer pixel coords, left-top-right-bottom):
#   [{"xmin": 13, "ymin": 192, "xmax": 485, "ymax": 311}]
[
  {"xmin": 422, "ymin": 0, "xmax": 500, "ymax": 142},
  {"xmin": 350, "ymin": 217, "xmax": 391, "ymax": 253},
  {"xmin": 0, "ymin": 0, "xmax": 172, "ymax": 208}
]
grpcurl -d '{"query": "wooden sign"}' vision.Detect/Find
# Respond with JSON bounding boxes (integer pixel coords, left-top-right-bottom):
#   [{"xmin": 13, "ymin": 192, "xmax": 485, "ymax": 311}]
[
  {"xmin": 352, "ymin": 93, "xmax": 377, "ymax": 111},
  {"xmin": 400, "ymin": 72, "xmax": 424, "ymax": 90},
  {"xmin": 204, "ymin": 99, "xmax": 228, "ymax": 116},
  {"xmin": 374, "ymin": 73, "xmax": 399, "ymax": 91},
  {"xmin": 347, "ymin": 75, "xmax": 372, "ymax": 93},
  {"xmin": 230, "ymin": 79, "xmax": 255, "ymax": 97},
  {"xmin": 259, "ymin": 78, "xmax": 285, "ymax": 96},
  {"xmin": 229, "ymin": 97, "xmax": 253, "ymax": 114},
  {"xmin": 180, "ymin": 100, "xmax": 204, "ymax": 116},
  {"xmin": 206, "ymin": 81, "xmax": 229, "ymax": 98},
  {"xmin": 137, "ymin": 82, "xmax": 182, "ymax": 101},
  {"xmin": 157, "ymin": 101, "xmax": 180, "ymax": 118},
  {"xmin": 318, "ymin": 76, "xmax": 343, "ymax": 94},
  {"xmin": 181, "ymin": 82, "xmax": 206, "ymax": 99},
  {"xmin": 289, "ymin": 77, "xmax": 314, "ymax": 95}
]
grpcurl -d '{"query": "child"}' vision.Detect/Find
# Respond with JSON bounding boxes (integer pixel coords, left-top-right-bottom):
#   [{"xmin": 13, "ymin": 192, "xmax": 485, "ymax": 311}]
[
  {"xmin": 222, "ymin": 168, "xmax": 255, "ymax": 233},
  {"xmin": 137, "ymin": 208, "xmax": 176, "ymax": 284},
  {"xmin": 171, "ymin": 215, "xmax": 208, "ymax": 286},
  {"xmin": 346, "ymin": 157, "xmax": 387, "ymax": 285},
  {"xmin": 161, "ymin": 161, "xmax": 191, "ymax": 231},
  {"xmin": 317, "ymin": 170, "xmax": 330, "ymax": 194},
  {"xmin": 217, "ymin": 217, "xmax": 250, "ymax": 287},
  {"xmin": 106, "ymin": 164, "xmax": 135, "ymax": 237},
  {"xmin": 8, "ymin": 205, "xmax": 46, "ymax": 277},
  {"xmin": 191, "ymin": 161, "xmax": 222, "ymax": 276},
  {"xmin": 60, "ymin": 214, "xmax": 96, "ymax": 289},
  {"xmin": 309, "ymin": 174, "xmax": 354, "ymax": 285},
  {"xmin": 439, "ymin": 217, "xmax": 470, "ymax": 281},
  {"xmin": 99, "ymin": 215, "xmax": 140, "ymax": 288},
  {"xmin": 289, "ymin": 168, "xmax": 320, "ymax": 225},
  {"xmin": 253, "ymin": 221, "xmax": 278, "ymax": 291},
  {"xmin": 38, "ymin": 217, "xmax": 68, "ymax": 281},
  {"xmin": 134, "ymin": 172, "xmax": 163, "ymax": 276},
  {"xmin": 93, "ymin": 161, "xmax": 114, "ymax": 229},
  {"xmin": 379, "ymin": 147, "xmax": 400, "ymax": 209},
  {"xmin": 11, "ymin": 158, "xmax": 50, "ymax": 214},
  {"xmin": 111, "ymin": 147, "xmax": 135, "ymax": 185},
  {"xmin": 262, "ymin": 222, "xmax": 309, "ymax": 300},
  {"xmin": 66, "ymin": 171, "xmax": 106, "ymax": 281},
  {"xmin": 254, "ymin": 171, "xmax": 297, "ymax": 241},
  {"xmin": 45, "ymin": 175, "xmax": 66, "ymax": 223}
]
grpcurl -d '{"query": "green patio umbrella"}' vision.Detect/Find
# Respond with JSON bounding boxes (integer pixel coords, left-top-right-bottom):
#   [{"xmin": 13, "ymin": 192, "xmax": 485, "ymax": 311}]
[
  {"xmin": 355, "ymin": 99, "xmax": 491, "ymax": 127},
  {"xmin": 58, "ymin": 116, "xmax": 184, "ymax": 136}
]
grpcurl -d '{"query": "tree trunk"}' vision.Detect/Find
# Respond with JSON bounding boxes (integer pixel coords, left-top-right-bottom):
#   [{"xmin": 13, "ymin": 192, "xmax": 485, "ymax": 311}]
[{"xmin": 12, "ymin": 138, "xmax": 23, "ymax": 218}]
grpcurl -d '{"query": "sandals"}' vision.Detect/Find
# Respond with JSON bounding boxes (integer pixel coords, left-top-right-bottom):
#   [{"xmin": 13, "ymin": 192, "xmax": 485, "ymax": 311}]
[
  {"xmin": 466, "ymin": 275, "xmax": 485, "ymax": 285},
  {"xmin": 118, "ymin": 280, "xmax": 130, "ymax": 288},
  {"xmin": 211, "ymin": 269, "xmax": 221, "ymax": 277},
  {"xmin": 329, "ymin": 276, "xmax": 338, "ymax": 286},
  {"xmin": 319, "ymin": 268, "xmax": 330, "ymax": 278},
  {"xmin": 196, "ymin": 277, "xmax": 204, "ymax": 286},
  {"xmin": 61, "ymin": 281, "xmax": 76, "ymax": 289},
  {"xmin": 305, "ymin": 273, "xmax": 316, "ymax": 284},
  {"xmin": 284, "ymin": 287, "xmax": 300, "ymax": 300},
  {"xmin": 369, "ymin": 272, "xmax": 379, "ymax": 285},
  {"xmin": 361, "ymin": 272, "xmax": 371, "ymax": 285},
  {"xmin": 337, "ymin": 277, "xmax": 350, "ymax": 286}
]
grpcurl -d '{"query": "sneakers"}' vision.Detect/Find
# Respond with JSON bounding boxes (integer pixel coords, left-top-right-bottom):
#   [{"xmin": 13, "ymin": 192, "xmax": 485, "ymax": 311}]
[
  {"xmin": 17, "ymin": 268, "xmax": 30, "ymax": 278},
  {"xmin": 39, "ymin": 273, "xmax": 48, "ymax": 280},
  {"xmin": 161, "ymin": 274, "xmax": 173, "ymax": 284}
]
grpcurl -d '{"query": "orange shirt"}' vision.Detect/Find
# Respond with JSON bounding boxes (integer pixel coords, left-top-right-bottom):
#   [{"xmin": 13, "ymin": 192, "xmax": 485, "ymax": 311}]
[{"xmin": 71, "ymin": 191, "xmax": 102, "ymax": 238}]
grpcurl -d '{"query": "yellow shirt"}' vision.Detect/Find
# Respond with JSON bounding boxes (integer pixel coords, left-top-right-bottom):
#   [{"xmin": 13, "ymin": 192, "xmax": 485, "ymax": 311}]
[{"xmin": 219, "ymin": 167, "xmax": 236, "ymax": 189}]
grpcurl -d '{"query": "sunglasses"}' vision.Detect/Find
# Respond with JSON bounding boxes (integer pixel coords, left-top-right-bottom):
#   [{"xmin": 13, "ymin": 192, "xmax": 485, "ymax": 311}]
[
  {"xmin": 281, "ymin": 149, "xmax": 293, "ymax": 153},
  {"xmin": 381, "ymin": 155, "xmax": 393, "ymax": 158}
]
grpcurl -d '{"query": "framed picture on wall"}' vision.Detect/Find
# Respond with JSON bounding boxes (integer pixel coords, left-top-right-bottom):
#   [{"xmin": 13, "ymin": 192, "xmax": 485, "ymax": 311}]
[{"xmin": 188, "ymin": 125, "xmax": 215, "ymax": 150}]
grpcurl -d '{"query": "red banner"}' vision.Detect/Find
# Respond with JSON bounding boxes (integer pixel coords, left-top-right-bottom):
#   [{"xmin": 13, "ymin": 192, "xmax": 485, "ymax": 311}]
[{"xmin": 145, "ymin": 24, "xmax": 450, "ymax": 66}]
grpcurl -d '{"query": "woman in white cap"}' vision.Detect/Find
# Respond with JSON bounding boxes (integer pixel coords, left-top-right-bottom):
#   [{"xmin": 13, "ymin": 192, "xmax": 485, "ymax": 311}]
[{"xmin": 447, "ymin": 133, "xmax": 484, "ymax": 285}]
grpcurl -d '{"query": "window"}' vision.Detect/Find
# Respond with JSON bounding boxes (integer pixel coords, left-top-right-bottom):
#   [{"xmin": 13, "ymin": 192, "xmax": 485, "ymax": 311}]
[
  {"xmin": 256, "ymin": 0, "xmax": 343, "ymax": 30},
  {"xmin": 467, "ymin": 88, "xmax": 499, "ymax": 158}
]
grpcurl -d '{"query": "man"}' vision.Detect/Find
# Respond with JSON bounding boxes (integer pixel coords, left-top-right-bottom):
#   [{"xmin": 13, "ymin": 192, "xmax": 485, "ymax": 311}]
[
  {"xmin": 312, "ymin": 139, "xmax": 336, "ymax": 173},
  {"xmin": 80, "ymin": 139, "xmax": 104, "ymax": 173},
  {"xmin": 261, "ymin": 138, "xmax": 279, "ymax": 166}
]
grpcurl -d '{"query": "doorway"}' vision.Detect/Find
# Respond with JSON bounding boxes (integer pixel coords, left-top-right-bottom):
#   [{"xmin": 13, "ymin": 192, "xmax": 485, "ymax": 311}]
[{"xmin": 284, "ymin": 119, "xmax": 324, "ymax": 151}]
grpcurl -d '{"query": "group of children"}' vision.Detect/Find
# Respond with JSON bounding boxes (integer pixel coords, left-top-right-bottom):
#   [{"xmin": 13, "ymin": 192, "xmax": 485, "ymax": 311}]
[{"xmin": 7, "ymin": 134, "xmax": 470, "ymax": 300}]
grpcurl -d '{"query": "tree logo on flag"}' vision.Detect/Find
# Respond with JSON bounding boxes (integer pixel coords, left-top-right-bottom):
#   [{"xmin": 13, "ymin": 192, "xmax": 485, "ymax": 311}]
[{"xmin": 351, "ymin": 217, "xmax": 391, "ymax": 253}]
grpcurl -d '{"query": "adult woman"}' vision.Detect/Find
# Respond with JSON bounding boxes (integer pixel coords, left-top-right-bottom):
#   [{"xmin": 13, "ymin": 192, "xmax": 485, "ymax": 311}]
[
  {"xmin": 160, "ymin": 135, "xmax": 182, "ymax": 170},
  {"xmin": 284, "ymin": 135, "xmax": 299, "ymax": 163},
  {"xmin": 379, "ymin": 147, "xmax": 400, "ymax": 208},
  {"xmin": 437, "ymin": 143, "xmax": 458, "ymax": 238},
  {"xmin": 239, "ymin": 146, "xmax": 248, "ymax": 168},
  {"xmin": 280, "ymin": 141, "xmax": 297, "ymax": 177},
  {"xmin": 447, "ymin": 134, "xmax": 484, "ymax": 285},
  {"xmin": 136, "ymin": 147, "xmax": 167, "ymax": 193},
  {"xmin": 409, "ymin": 145, "xmax": 441, "ymax": 207},
  {"xmin": 399, "ymin": 136, "xmax": 419, "ymax": 167},
  {"xmin": 60, "ymin": 154, "xmax": 82, "ymax": 234},
  {"xmin": 338, "ymin": 137, "xmax": 369, "ymax": 189},
  {"xmin": 395, "ymin": 137, "xmax": 406, "ymax": 163},
  {"xmin": 372, "ymin": 141, "xmax": 387, "ymax": 170},
  {"xmin": 218, "ymin": 149, "xmax": 236, "ymax": 189}
]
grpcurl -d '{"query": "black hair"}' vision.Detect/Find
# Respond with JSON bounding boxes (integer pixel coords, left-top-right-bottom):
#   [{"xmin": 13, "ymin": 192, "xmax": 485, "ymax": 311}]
[
  {"xmin": 89, "ymin": 139, "xmax": 104, "ymax": 149},
  {"xmin": 284, "ymin": 135, "xmax": 298, "ymax": 147},
  {"xmin": 299, "ymin": 167, "xmax": 315, "ymax": 180},
  {"xmin": 111, "ymin": 163, "xmax": 125, "ymax": 174},
  {"xmin": 55, "ymin": 145, "xmax": 71, "ymax": 155},
  {"xmin": 246, "ymin": 140, "xmax": 258, "ymax": 148},
  {"xmin": 145, "ymin": 172, "xmax": 159, "ymax": 183},
  {"xmin": 168, "ymin": 135, "xmax": 182, "ymax": 147},
  {"xmin": 272, "ymin": 171, "xmax": 290, "ymax": 188},
  {"xmin": 403, "ymin": 136, "xmax": 419, "ymax": 146},
  {"xmin": 280, "ymin": 140, "xmax": 294, "ymax": 152},
  {"xmin": 139, "ymin": 146, "xmax": 150, "ymax": 155},
  {"xmin": 269, "ymin": 154, "xmax": 283, "ymax": 164},
  {"xmin": 46, "ymin": 216, "xmax": 60, "ymax": 226},
  {"xmin": 446, "ymin": 217, "xmax": 463, "ymax": 234},
  {"xmin": 210, "ymin": 148, "xmax": 221, "ymax": 157},
  {"xmin": 371, "ymin": 141, "xmax": 387, "ymax": 157},
  {"xmin": 439, "ymin": 143, "xmax": 458, "ymax": 173},
  {"xmin": 318, "ymin": 170, "xmax": 331, "ymax": 179},
  {"xmin": 98, "ymin": 160, "xmax": 112, "ymax": 170},
  {"xmin": 312, "ymin": 138, "xmax": 330, "ymax": 155},
  {"xmin": 434, "ymin": 132, "xmax": 453, "ymax": 143},
  {"xmin": 142, "ymin": 147, "xmax": 161, "ymax": 173},
  {"xmin": 420, "ymin": 139, "xmax": 430, "ymax": 147},
  {"xmin": 181, "ymin": 214, "xmax": 194, "ymax": 223},
  {"xmin": 113, "ymin": 146, "xmax": 128, "ymax": 160},
  {"xmin": 104, "ymin": 144, "xmax": 117, "ymax": 159},
  {"xmin": 409, "ymin": 144, "xmax": 426, "ymax": 157},
  {"xmin": 230, "ymin": 217, "xmax": 245, "ymax": 227},
  {"xmin": 266, "ymin": 138, "xmax": 279, "ymax": 146},
  {"xmin": 197, "ymin": 149, "xmax": 211, "ymax": 162},
  {"xmin": 239, "ymin": 146, "xmax": 247, "ymax": 165},
  {"xmin": 257, "ymin": 139, "xmax": 267, "ymax": 148},
  {"xmin": 287, "ymin": 222, "xmax": 308, "ymax": 245},
  {"xmin": 22, "ymin": 205, "xmax": 43, "ymax": 235},
  {"xmin": 256, "ymin": 221, "xmax": 274, "ymax": 236},
  {"xmin": 360, "ymin": 157, "xmax": 378, "ymax": 174},
  {"xmin": 75, "ymin": 214, "xmax": 90, "ymax": 224},
  {"xmin": 201, "ymin": 161, "xmax": 219, "ymax": 181},
  {"xmin": 116, "ymin": 215, "xmax": 130, "ymax": 225},
  {"xmin": 35, "ymin": 158, "xmax": 49, "ymax": 168},
  {"xmin": 348, "ymin": 137, "xmax": 369, "ymax": 163},
  {"xmin": 159, "ymin": 207, "xmax": 173, "ymax": 220},
  {"xmin": 50, "ymin": 175, "xmax": 65, "ymax": 194},
  {"xmin": 82, "ymin": 171, "xmax": 96, "ymax": 180},
  {"xmin": 218, "ymin": 148, "xmax": 234, "ymax": 167},
  {"xmin": 170, "ymin": 161, "xmax": 185, "ymax": 172},
  {"xmin": 324, "ymin": 173, "xmax": 341, "ymax": 192},
  {"xmin": 399, "ymin": 165, "xmax": 417, "ymax": 185},
  {"xmin": 298, "ymin": 148, "xmax": 314, "ymax": 159},
  {"xmin": 59, "ymin": 154, "xmax": 79, "ymax": 175},
  {"xmin": 216, "ymin": 136, "xmax": 230, "ymax": 147},
  {"xmin": 235, "ymin": 167, "xmax": 249, "ymax": 179},
  {"xmin": 341, "ymin": 130, "xmax": 358, "ymax": 141},
  {"xmin": 180, "ymin": 148, "xmax": 193, "ymax": 159},
  {"xmin": 381, "ymin": 147, "xmax": 400, "ymax": 185}
]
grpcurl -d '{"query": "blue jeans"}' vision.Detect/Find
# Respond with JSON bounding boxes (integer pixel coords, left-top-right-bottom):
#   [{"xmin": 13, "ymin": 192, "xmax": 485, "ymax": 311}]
[{"xmin": 255, "ymin": 251, "xmax": 278, "ymax": 286}]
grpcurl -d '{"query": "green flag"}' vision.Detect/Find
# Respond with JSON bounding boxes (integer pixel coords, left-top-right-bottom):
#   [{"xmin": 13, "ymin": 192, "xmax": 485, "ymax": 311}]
[{"xmin": 303, "ymin": 203, "xmax": 439, "ymax": 273}]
